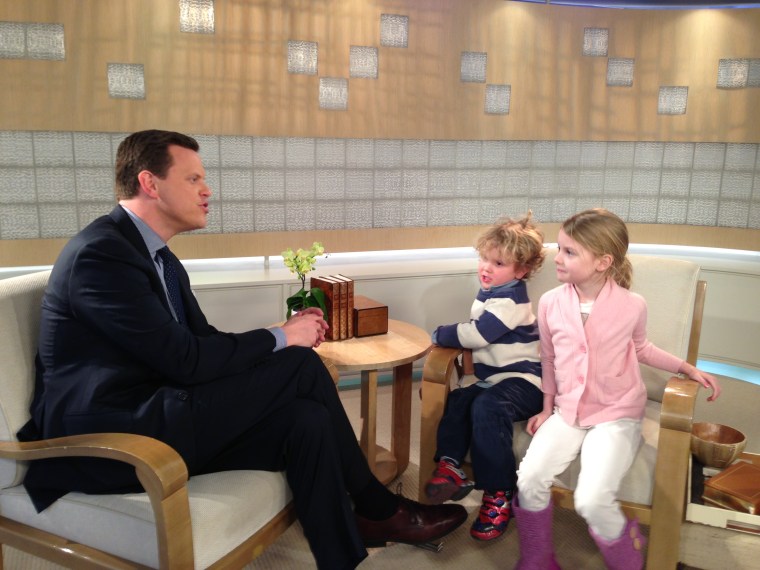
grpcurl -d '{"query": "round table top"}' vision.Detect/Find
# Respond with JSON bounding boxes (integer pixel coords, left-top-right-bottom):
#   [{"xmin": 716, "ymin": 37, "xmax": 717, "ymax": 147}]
[{"xmin": 314, "ymin": 319, "xmax": 432, "ymax": 372}]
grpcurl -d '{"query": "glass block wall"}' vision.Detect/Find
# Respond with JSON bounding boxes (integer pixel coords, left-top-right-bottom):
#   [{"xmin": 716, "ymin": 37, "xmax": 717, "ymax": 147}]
[{"xmin": 0, "ymin": 130, "xmax": 758, "ymax": 240}]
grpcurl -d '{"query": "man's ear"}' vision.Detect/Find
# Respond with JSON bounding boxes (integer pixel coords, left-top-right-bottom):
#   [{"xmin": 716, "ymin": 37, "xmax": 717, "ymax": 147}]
[{"xmin": 137, "ymin": 170, "xmax": 159, "ymax": 198}]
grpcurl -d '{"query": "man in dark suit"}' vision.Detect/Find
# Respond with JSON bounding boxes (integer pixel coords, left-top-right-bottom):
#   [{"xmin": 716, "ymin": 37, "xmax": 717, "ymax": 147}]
[{"xmin": 18, "ymin": 129, "xmax": 466, "ymax": 569}]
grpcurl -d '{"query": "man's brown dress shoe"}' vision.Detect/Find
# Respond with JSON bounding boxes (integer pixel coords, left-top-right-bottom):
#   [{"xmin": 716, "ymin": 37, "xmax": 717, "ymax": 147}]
[{"xmin": 355, "ymin": 496, "xmax": 468, "ymax": 547}]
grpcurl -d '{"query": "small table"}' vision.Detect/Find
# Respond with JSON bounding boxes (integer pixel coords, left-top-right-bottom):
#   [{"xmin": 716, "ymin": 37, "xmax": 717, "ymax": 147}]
[{"xmin": 315, "ymin": 319, "xmax": 432, "ymax": 484}]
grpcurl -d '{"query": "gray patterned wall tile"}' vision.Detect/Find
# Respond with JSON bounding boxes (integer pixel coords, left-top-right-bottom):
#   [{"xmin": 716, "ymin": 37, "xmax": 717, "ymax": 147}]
[
  {"xmin": 285, "ymin": 169, "xmax": 315, "ymax": 200},
  {"xmin": 316, "ymin": 169, "xmax": 345, "ymax": 200},
  {"xmin": 402, "ymin": 140, "xmax": 429, "ymax": 168},
  {"xmin": 253, "ymin": 137, "xmax": 285, "ymax": 168},
  {"xmin": 663, "ymin": 143, "xmax": 694, "ymax": 168},
  {"xmin": 380, "ymin": 14, "xmax": 409, "ymax": 48},
  {"xmin": 315, "ymin": 201, "xmax": 345, "ymax": 229},
  {"xmin": 346, "ymin": 139, "xmax": 374, "ymax": 168},
  {"xmin": 400, "ymin": 199, "xmax": 428, "ymax": 227},
  {"xmin": 373, "ymin": 199, "xmax": 402, "ymax": 227},
  {"xmin": 107, "ymin": 63, "xmax": 145, "ymax": 99},
  {"xmin": 26, "ymin": 23, "xmax": 65, "ymax": 60},
  {"xmin": 39, "ymin": 203, "xmax": 78, "ymax": 237},
  {"xmin": 196, "ymin": 202, "xmax": 222, "ymax": 233},
  {"xmin": 430, "ymin": 141, "xmax": 457, "ymax": 169},
  {"xmin": 575, "ymin": 196, "xmax": 603, "ymax": 212},
  {"xmin": 374, "ymin": 169, "xmax": 403, "ymax": 199},
  {"xmin": 555, "ymin": 169, "xmax": 580, "ymax": 195},
  {"xmin": 505, "ymin": 169, "xmax": 530, "ymax": 195},
  {"xmin": 689, "ymin": 170, "xmax": 722, "ymax": 198},
  {"xmin": 527, "ymin": 198, "xmax": 552, "ymax": 222},
  {"xmin": 0, "ymin": 168, "xmax": 36, "ymax": 203},
  {"xmin": 661, "ymin": 169, "xmax": 691, "ymax": 197},
  {"xmin": 253, "ymin": 168, "xmax": 285, "ymax": 200},
  {"xmin": 110, "ymin": 133, "xmax": 129, "ymax": 163},
  {"xmin": 73, "ymin": 132, "xmax": 113, "ymax": 167},
  {"xmin": 748, "ymin": 203, "xmax": 760, "ymax": 229},
  {"xmin": 725, "ymin": 143, "xmax": 757, "ymax": 170},
  {"xmin": 254, "ymin": 202, "xmax": 285, "ymax": 232},
  {"xmin": 478, "ymin": 199, "xmax": 506, "ymax": 224},
  {"xmin": 74, "ymin": 167, "xmax": 115, "ymax": 202},
  {"xmin": 0, "ymin": 131, "xmax": 34, "ymax": 166},
  {"xmin": 556, "ymin": 142, "xmax": 581, "ymax": 168},
  {"xmin": 505, "ymin": 142, "xmax": 532, "ymax": 167},
  {"xmin": 286, "ymin": 138, "xmax": 315, "ymax": 168},
  {"xmin": 580, "ymin": 142, "xmax": 607, "ymax": 168},
  {"xmin": 344, "ymin": 201, "xmax": 373, "ymax": 229},
  {"xmin": 749, "ymin": 59, "xmax": 760, "ymax": 87},
  {"xmin": 656, "ymin": 198, "xmax": 688, "ymax": 223},
  {"xmin": 428, "ymin": 169, "xmax": 457, "ymax": 198},
  {"xmin": 460, "ymin": 51, "xmax": 487, "ymax": 83},
  {"xmin": 287, "ymin": 40, "xmax": 318, "ymax": 75},
  {"xmin": 485, "ymin": 84, "xmax": 510, "ymax": 114},
  {"xmin": 717, "ymin": 200, "xmax": 747, "ymax": 227},
  {"xmin": 531, "ymin": 142, "xmax": 556, "ymax": 169},
  {"xmin": 0, "ymin": 22, "xmax": 26, "ymax": 59},
  {"xmin": 220, "ymin": 169, "xmax": 253, "ymax": 201},
  {"xmin": 77, "ymin": 202, "xmax": 113, "ymax": 229},
  {"xmin": 604, "ymin": 169, "xmax": 633, "ymax": 195},
  {"xmin": 0, "ymin": 204, "xmax": 39, "ymax": 239},
  {"xmin": 633, "ymin": 142, "xmax": 664, "ymax": 169},
  {"xmin": 33, "ymin": 131, "xmax": 73, "ymax": 166},
  {"xmin": 721, "ymin": 171, "xmax": 753, "ymax": 199},
  {"xmin": 221, "ymin": 202, "xmax": 254, "ymax": 233},
  {"xmin": 578, "ymin": 170, "xmax": 605, "ymax": 195},
  {"xmin": 179, "ymin": 0, "xmax": 215, "ymax": 34},
  {"xmin": 319, "ymin": 77, "xmax": 348, "ymax": 111},
  {"xmin": 403, "ymin": 170, "xmax": 429, "ymax": 198},
  {"xmin": 631, "ymin": 170, "xmax": 661, "ymax": 196},
  {"xmin": 551, "ymin": 197, "xmax": 578, "ymax": 221},
  {"xmin": 530, "ymin": 170, "xmax": 554, "ymax": 196},
  {"xmin": 350, "ymin": 46, "xmax": 378, "ymax": 79},
  {"xmin": 693, "ymin": 143, "xmax": 725, "ymax": 170},
  {"xmin": 502, "ymin": 197, "xmax": 530, "ymax": 218},
  {"xmin": 628, "ymin": 197, "xmax": 659, "ymax": 223},
  {"xmin": 717, "ymin": 59, "xmax": 748, "ymax": 89},
  {"xmin": 583, "ymin": 28, "xmax": 608, "ymax": 57},
  {"xmin": 345, "ymin": 169, "xmax": 374, "ymax": 199},
  {"xmin": 605, "ymin": 142, "xmax": 635, "ymax": 168},
  {"xmin": 456, "ymin": 141, "xmax": 481, "ymax": 168},
  {"xmin": 687, "ymin": 199, "xmax": 719, "ymax": 226},
  {"xmin": 316, "ymin": 139, "xmax": 346, "ymax": 168},
  {"xmin": 205, "ymin": 168, "xmax": 220, "ymax": 196},
  {"xmin": 607, "ymin": 58, "xmax": 634, "ymax": 87},
  {"xmin": 601, "ymin": 197, "xmax": 630, "ymax": 219},
  {"xmin": 193, "ymin": 134, "xmax": 220, "ymax": 167},
  {"xmin": 375, "ymin": 140, "xmax": 403, "ymax": 168},
  {"xmin": 658, "ymin": 86, "xmax": 688, "ymax": 115},
  {"xmin": 220, "ymin": 136, "xmax": 253, "ymax": 167},
  {"xmin": 480, "ymin": 169, "xmax": 506, "ymax": 198},
  {"xmin": 35, "ymin": 167, "xmax": 76, "ymax": 202},
  {"xmin": 457, "ymin": 169, "xmax": 481, "ymax": 197},
  {"xmin": 481, "ymin": 141, "xmax": 508, "ymax": 169}
]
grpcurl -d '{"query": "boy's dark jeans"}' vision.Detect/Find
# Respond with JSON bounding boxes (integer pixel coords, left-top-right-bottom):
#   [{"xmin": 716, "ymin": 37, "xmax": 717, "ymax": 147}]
[{"xmin": 435, "ymin": 377, "xmax": 543, "ymax": 492}]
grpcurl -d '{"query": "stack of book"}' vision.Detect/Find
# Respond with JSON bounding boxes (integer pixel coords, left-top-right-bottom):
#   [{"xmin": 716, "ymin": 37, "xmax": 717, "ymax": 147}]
[
  {"xmin": 702, "ymin": 461, "xmax": 760, "ymax": 514},
  {"xmin": 310, "ymin": 274, "xmax": 354, "ymax": 341}
]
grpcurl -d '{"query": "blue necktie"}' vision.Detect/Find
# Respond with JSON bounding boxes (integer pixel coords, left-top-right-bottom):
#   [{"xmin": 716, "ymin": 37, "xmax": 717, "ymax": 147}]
[{"xmin": 156, "ymin": 246, "xmax": 186, "ymax": 325}]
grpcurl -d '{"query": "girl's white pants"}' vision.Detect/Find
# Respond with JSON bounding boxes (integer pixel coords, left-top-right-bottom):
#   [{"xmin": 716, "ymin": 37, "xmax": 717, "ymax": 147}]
[{"xmin": 516, "ymin": 412, "xmax": 642, "ymax": 540}]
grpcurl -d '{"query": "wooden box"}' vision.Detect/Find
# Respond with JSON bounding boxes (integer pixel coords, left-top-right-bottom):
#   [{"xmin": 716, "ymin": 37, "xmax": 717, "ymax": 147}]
[{"xmin": 352, "ymin": 295, "xmax": 388, "ymax": 337}]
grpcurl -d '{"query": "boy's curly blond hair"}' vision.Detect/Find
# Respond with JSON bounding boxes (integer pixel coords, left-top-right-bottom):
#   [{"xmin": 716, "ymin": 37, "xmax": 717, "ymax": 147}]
[{"xmin": 475, "ymin": 211, "xmax": 545, "ymax": 280}]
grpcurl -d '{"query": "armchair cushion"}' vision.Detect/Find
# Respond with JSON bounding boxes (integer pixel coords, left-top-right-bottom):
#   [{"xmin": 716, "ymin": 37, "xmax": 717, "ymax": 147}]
[{"xmin": 0, "ymin": 470, "xmax": 291, "ymax": 568}]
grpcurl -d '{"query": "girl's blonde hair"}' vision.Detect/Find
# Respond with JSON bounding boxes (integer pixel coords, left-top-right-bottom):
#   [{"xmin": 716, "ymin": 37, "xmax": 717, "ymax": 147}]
[
  {"xmin": 476, "ymin": 211, "xmax": 545, "ymax": 280},
  {"xmin": 561, "ymin": 208, "xmax": 633, "ymax": 289}
]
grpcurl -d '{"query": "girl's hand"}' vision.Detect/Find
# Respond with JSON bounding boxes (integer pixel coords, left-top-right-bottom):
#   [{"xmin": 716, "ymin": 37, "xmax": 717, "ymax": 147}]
[
  {"xmin": 526, "ymin": 410, "xmax": 552, "ymax": 435},
  {"xmin": 680, "ymin": 363, "xmax": 721, "ymax": 401}
]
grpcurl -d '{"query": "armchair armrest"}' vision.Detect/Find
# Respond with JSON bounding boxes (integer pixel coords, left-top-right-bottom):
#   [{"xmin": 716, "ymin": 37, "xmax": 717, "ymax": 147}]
[
  {"xmin": 0, "ymin": 433, "xmax": 193, "ymax": 568},
  {"xmin": 659, "ymin": 375, "xmax": 700, "ymax": 433},
  {"xmin": 421, "ymin": 346, "xmax": 463, "ymax": 386}
]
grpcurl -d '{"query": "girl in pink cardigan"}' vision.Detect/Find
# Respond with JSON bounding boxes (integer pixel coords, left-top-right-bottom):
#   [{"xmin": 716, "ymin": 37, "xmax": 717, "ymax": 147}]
[{"xmin": 514, "ymin": 209, "xmax": 720, "ymax": 570}]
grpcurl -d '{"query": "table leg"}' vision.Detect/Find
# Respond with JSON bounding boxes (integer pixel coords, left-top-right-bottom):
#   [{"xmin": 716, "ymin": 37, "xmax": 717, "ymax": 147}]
[
  {"xmin": 360, "ymin": 369, "xmax": 378, "ymax": 473},
  {"xmin": 391, "ymin": 362, "xmax": 413, "ymax": 476}
]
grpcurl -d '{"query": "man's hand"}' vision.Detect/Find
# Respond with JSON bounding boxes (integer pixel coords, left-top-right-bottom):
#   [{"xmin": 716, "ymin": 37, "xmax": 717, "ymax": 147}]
[{"xmin": 282, "ymin": 308, "xmax": 329, "ymax": 348}]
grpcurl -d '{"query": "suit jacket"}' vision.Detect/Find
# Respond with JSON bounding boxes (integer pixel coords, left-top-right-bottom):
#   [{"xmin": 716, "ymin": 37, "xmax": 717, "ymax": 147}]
[
  {"xmin": 19, "ymin": 206, "xmax": 277, "ymax": 510},
  {"xmin": 537, "ymin": 279, "xmax": 683, "ymax": 427}
]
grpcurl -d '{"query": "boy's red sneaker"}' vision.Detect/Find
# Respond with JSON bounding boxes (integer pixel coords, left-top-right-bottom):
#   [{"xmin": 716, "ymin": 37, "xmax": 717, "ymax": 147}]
[
  {"xmin": 424, "ymin": 459, "xmax": 475, "ymax": 504},
  {"xmin": 470, "ymin": 490, "xmax": 512, "ymax": 541}
]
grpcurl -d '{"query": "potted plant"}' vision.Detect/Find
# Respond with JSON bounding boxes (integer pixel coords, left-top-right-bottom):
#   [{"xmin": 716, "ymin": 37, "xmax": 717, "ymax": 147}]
[{"xmin": 281, "ymin": 241, "xmax": 328, "ymax": 318}]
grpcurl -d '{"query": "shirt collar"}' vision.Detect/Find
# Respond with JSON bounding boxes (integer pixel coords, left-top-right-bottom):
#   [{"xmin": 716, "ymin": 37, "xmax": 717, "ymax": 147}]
[{"xmin": 119, "ymin": 204, "xmax": 166, "ymax": 258}]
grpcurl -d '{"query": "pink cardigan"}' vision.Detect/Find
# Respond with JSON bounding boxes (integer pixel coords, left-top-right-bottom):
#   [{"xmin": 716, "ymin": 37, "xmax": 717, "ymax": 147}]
[{"xmin": 537, "ymin": 279, "xmax": 683, "ymax": 426}]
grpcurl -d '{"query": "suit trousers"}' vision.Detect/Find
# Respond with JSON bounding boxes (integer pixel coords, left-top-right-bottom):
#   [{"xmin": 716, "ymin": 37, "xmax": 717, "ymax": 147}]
[
  {"xmin": 516, "ymin": 413, "xmax": 642, "ymax": 541},
  {"xmin": 190, "ymin": 346, "xmax": 369, "ymax": 569}
]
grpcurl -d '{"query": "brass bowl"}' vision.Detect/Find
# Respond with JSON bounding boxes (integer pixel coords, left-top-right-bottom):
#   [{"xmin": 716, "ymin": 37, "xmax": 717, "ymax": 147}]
[{"xmin": 690, "ymin": 422, "xmax": 747, "ymax": 468}]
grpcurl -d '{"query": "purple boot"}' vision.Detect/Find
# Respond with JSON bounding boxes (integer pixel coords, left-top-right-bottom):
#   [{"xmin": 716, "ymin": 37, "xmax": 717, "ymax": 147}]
[
  {"xmin": 513, "ymin": 495, "xmax": 561, "ymax": 570},
  {"xmin": 589, "ymin": 518, "xmax": 646, "ymax": 570}
]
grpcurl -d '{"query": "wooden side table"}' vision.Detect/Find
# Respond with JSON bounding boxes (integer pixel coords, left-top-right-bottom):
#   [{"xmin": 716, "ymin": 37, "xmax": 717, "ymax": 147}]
[{"xmin": 315, "ymin": 319, "xmax": 432, "ymax": 484}]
